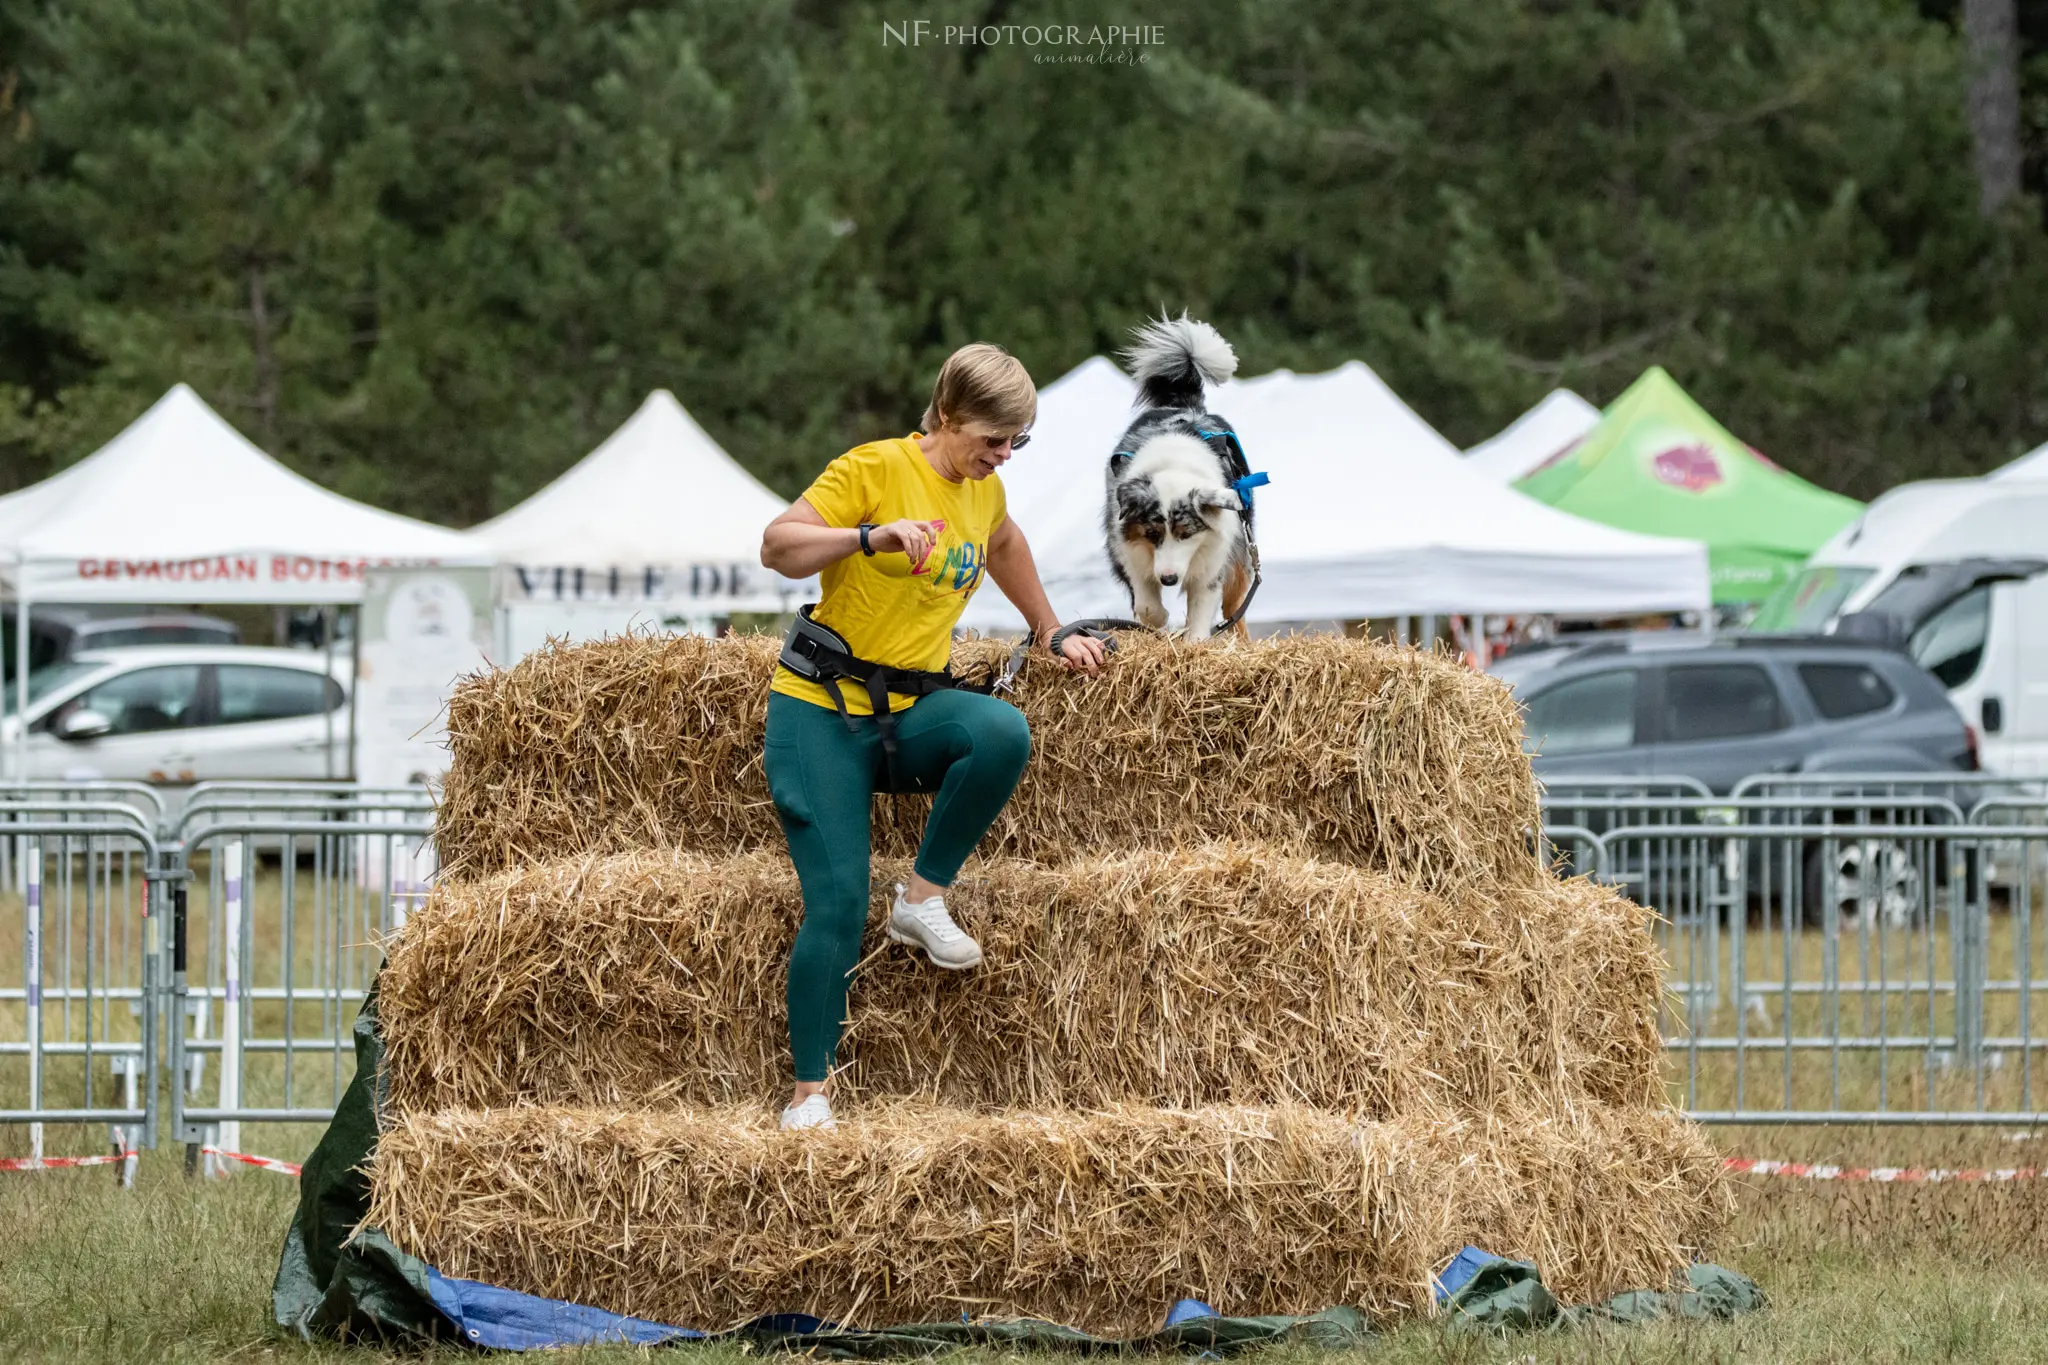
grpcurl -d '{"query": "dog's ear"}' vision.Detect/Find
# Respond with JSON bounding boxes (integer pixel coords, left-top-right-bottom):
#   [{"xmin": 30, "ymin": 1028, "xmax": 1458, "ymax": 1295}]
[
  {"xmin": 1115, "ymin": 476, "xmax": 1160, "ymax": 524},
  {"xmin": 1196, "ymin": 487, "xmax": 1244, "ymax": 515}
]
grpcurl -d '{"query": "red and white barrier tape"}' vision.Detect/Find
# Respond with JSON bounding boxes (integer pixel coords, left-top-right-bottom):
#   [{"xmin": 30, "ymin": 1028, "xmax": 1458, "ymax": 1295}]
[
  {"xmin": 201, "ymin": 1145, "xmax": 301, "ymax": 1176},
  {"xmin": 1727, "ymin": 1156, "xmax": 2042, "ymax": 1183},
  {"xmin": 1, "ymin": 1148, "xmax": 137, "ymax": 1172}
]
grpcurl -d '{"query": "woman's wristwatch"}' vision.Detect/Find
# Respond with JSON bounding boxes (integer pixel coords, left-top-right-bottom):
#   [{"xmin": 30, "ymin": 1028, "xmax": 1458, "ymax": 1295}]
[{"xmin": 858, "ymin": 523, "xmax": 878, "ymax": 556}]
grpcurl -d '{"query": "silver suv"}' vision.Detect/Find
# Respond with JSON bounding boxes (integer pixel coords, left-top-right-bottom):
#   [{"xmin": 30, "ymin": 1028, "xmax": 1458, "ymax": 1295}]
[{"xmin": 1496, "ymin": 635, "xmax": 1975, "ymax": 790}]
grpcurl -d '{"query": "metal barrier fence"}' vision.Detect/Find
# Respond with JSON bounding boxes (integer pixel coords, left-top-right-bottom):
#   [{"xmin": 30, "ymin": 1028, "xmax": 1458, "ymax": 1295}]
[
  {"xmin": 11, "ymin": 776, "xmax": 2048, "ymax": 1168},
  {"xmin": 1543, "ymin": 773, "xmax": 2048, "ymax": 1124},
  {"xmin": 0, "ymin": 800, "xmax": 162, "ymax": 1168},
  {"xmin": 2, "ymin": 782, "xmax": 432, "ymax": 1174}
]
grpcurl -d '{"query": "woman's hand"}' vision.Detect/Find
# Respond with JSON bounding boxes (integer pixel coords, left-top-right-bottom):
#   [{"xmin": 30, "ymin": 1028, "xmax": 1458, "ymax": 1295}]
[
  {"xmin": 1059, "ymin": 633, "xmax": 1108, "ymax": 675},
  {"xmin": 869, "ymin": 518, "xmax": 943, "ymax": 564},
  {"xmin": 1040, "ymin": 624, "xmax": 1107, "ymax": 676}
]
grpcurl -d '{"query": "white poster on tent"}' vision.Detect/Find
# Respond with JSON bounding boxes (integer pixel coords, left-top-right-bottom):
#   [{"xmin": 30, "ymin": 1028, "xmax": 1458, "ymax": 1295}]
[
  {"xmin": 356, "ymin": 566, "xmax": 496, "ymax": 789},
  {"xmin": 496, "ymin": 600, "xmax": 720, "ymax": 663}
]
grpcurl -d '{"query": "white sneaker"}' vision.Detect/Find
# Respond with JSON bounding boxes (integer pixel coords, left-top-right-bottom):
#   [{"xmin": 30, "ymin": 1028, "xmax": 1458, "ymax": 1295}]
[
  {"xmin": 888, "ymin": 883, "xmax": 984, "ymax": 970},
  {"xmin": 779, "ymin": 1094, "xmax": 835, "ymax": 1131}
]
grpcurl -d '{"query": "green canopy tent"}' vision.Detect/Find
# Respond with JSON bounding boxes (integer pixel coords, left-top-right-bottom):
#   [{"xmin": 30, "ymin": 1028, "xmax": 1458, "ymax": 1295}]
[{"xmin": 1515, "ymin": 368, "xmax": 1861, "ymax": 606}]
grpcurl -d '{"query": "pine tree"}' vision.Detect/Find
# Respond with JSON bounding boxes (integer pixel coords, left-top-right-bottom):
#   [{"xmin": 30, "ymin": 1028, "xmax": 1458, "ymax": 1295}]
[{"xmin": 4, "ymin": 0, "xmax": 387, "ymax": 489}]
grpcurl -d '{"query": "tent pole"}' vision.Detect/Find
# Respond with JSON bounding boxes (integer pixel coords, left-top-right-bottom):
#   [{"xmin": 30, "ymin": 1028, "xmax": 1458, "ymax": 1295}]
[
  {"xmin": 14, "ymin": 554, "xmax": 28, "ymax": 786},
  {"xmin": 323, "ymin": 606, "xmax": 337, "ymax": 781},
  {"xmin": 345, "ymin": 603, "xmax": 360, "ymax": 783}
]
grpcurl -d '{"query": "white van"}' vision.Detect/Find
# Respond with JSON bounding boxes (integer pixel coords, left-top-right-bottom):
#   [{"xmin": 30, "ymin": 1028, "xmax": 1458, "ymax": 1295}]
[{"xmin": 1751, "ymin": 480, "xmax": 2048, "ymax": 775}]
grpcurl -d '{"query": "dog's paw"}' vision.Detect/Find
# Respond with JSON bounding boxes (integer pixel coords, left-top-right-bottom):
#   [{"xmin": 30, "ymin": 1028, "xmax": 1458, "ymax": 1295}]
[{"xmin": 1136, "ymin": 602, "xmax": 1169, "ymax": 630}]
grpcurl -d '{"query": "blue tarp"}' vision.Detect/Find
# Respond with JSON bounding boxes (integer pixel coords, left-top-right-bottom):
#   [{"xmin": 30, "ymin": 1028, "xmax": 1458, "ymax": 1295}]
[
  {"xmin": 412, "ymin": 1265, "xmax": 1350, "ymax": 1354},
  {"xmin": 404, "ymin": 1245, "xmax": 1759, "ymax": 1352},
  {"xmin": 1433, "ymin": 1246, "xmax": 1499, "ymax": 1303},
  {"xmin": 425, "ymin": 1267, "xmax": 708, "ymax": 1350}
]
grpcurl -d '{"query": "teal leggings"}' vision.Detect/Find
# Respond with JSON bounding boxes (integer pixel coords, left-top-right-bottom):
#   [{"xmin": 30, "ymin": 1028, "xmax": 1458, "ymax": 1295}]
[{"xmin": 764, "ymin": 688, "xmax": 1031, "ymax": 1082}]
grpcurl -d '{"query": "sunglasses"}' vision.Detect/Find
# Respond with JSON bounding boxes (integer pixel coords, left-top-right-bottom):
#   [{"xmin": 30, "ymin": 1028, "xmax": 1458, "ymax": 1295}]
[{"xmin": 979, "ymin": 430, "xmax": 1031, "ymax": 451}]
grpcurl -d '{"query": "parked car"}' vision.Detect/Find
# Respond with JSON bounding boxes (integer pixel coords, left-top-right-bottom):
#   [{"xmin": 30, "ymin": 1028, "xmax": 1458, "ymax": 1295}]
[
  {"xmin": 0, "ymin": 645, "xmax": 349, "ymax": 784},
  {"xmin": 0, "ymin": 608, "xmax": 241, "ymax": 679},
  {"xmin": 1496, "ymin": 635, "xmax": 1975, "ymax": 924},
  {"xmin": 1497, "ymin": 635, "xmax": 1974, "ymax": 788}
]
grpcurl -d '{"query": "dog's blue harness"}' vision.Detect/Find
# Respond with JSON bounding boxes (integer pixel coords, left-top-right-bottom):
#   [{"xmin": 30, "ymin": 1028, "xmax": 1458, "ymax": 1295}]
[
  {"xmin": 1111, "ymin": 422, "xmax": 1270, "ymax": 632},
  {"xmin": 1114, "ymin": 429, "xmax": 1271, "ymax": 513}
]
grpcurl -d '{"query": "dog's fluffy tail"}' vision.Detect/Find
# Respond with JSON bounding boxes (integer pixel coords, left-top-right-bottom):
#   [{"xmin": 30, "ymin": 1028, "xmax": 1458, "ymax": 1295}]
[{"xmin": 1123, "ymin": 313, "xmax": 1237, "ymax": 410}]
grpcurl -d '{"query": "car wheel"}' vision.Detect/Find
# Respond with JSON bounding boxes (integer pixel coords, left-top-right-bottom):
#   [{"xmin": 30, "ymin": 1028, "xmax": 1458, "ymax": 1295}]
[{"xmin": 1802, "ymin": 838, "xmax": 1922, "ymax": 931}]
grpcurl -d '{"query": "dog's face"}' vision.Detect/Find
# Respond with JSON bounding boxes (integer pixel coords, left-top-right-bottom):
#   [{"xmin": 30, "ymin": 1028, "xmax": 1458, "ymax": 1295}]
[{"xmin": 1115, "ymin": 475, "xmax": 1239, "ymax": 583}]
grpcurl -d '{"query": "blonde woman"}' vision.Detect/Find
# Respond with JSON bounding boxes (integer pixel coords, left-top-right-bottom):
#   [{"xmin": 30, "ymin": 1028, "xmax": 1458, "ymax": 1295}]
[{"xmin": 759, "ymin": 343, "xmax": 1105, "ymax": 1130}]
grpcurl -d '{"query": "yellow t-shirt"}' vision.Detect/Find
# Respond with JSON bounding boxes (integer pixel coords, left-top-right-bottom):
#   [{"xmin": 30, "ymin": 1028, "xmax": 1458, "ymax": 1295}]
[{"xmin": 771, "ymin": 435, "xmax": 1007, "ymax": 715}]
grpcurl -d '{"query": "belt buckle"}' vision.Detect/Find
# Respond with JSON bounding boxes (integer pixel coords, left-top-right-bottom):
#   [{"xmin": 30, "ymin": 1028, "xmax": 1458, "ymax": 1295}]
[{"xmin": 992, "ymin": 641, "xmax": 1030, "ymax": 695}]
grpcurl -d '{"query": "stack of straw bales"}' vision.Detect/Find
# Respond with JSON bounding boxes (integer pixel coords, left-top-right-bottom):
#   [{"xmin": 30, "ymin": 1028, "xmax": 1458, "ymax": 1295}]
[{"xmin": 373, "ymin": 633, "xmax": 1730, "ymax": 1332}]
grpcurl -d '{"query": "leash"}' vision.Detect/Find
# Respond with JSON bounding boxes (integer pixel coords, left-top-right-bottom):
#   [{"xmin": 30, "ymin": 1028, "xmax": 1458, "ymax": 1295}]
[
  {"xmin": 1215, "ymin": 463, "xmax": 1269, "ymax": 634},
  {"xmin": 1188, "ymin": 428, "xmax": 1267, "ymax": 634},
  {"xmin": 1218, "ymin": 545, "xmax": 1263, "ymax": 634}
]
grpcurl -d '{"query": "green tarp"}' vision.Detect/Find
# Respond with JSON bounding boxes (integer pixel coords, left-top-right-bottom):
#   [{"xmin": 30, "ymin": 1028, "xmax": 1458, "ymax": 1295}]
[
  {"xmin": 1515, "ymin": 366, "xmax": 1861, "ymax": 605},
  {"xmin": 274, "ymin": 982, "xmax": 1763, "ymax": 1353},
  {"xmin": 1444, "ymin": 1255, "xmax": 1765, "ymax": 1332}
]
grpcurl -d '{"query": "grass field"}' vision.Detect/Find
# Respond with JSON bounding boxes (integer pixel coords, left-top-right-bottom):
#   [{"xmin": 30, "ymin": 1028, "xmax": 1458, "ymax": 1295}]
[{"xmin": 7, "ymin": 1123, "xmax": 2048, "ymax": 1363}]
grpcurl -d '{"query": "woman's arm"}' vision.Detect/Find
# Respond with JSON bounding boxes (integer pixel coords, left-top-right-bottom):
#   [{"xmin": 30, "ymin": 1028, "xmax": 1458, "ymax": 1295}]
[
  {"xmin": 986, "ymin": 517, "xmax": 1108, "ymax": 674},
  {"xmin": 760, "ymin": 498, "xmax": 939, "ymax": 579}
]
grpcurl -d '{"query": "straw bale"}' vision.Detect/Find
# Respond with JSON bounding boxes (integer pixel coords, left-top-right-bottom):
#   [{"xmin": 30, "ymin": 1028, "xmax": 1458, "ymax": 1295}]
[
  {"xmin": 434, "ymin": 632, "xmax": 1542, "ymax": 893},
  {"xmin": 1417, "ymin": 1100, "xmax": 1734, "ymax": 1305},
  {"xmin": 367, "ymin": 1103, "xmax": 1439, "ymax": 1334},
  {"xmin": 377, "ymin": 844, "xmax": 1663, "ymax": 1118},
  {"xmin": 366, "ymin": 1100, "xmax": 1728, "ymax": 1334}
]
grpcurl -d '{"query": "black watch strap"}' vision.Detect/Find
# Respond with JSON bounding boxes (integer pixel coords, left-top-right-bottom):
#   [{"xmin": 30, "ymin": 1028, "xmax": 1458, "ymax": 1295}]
[{"xmin": 859, "ymin": 523, "xmax": 877, "ymax": 556}]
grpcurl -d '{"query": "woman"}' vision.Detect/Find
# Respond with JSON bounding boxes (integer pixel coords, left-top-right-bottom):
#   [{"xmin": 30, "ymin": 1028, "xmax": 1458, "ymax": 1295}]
[{"xmin": 758, "ymin": 342, "xmax": 1106, "ymax": 1130}]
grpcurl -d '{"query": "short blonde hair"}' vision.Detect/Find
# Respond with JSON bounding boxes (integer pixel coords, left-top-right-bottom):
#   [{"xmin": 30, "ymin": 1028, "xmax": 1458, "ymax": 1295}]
[{"xmin": 921, "ymin": 342, "xmax": 1036, "ymax": 434}]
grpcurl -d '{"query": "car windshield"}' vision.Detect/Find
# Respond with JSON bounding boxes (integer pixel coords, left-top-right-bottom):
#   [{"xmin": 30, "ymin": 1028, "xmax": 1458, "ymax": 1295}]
[
  {"xmin": 1749, "ymin": 565, "xmax": 1875, "ymax": 632},
  {"xmin": 1, "ymin": 659, "xmax": 103, "ymax": 714},
  {"xmin": 1908, "ymin": 585, "xmax": 1991, "ymax": 689}
]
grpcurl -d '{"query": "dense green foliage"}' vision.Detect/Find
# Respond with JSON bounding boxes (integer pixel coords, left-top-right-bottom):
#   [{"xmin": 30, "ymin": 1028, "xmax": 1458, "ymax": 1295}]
[{"xmin": 0, "ymin": 0, "xmax": 2044, "ymax": 520}]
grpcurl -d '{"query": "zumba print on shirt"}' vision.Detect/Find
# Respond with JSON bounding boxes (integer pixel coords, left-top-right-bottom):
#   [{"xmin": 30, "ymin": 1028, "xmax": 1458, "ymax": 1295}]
[{"xmin": 912, "ymin": 520, "xmax": 986, "ymax": 594}]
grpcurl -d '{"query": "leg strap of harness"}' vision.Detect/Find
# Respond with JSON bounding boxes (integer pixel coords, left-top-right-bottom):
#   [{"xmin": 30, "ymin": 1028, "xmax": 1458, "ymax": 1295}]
[
  {"xmin": 820, "ymin": 675, "xmax": 859, "ymax": 736},
  {"xmin": 864, "ymin": 671, "xmax": 903, "ymax": 790}
]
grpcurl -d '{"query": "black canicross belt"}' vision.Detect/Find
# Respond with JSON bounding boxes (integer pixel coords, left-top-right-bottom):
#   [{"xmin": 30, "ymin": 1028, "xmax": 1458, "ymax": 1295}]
[{"xmin": 779, "ymin": 605, "xmax": 996, "ymax": 789}]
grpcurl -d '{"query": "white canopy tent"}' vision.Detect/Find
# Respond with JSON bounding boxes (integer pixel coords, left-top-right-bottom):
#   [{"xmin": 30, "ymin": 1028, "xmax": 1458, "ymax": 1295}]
[
  {"xmin": 0, "ymin": 383, "xmax": 485, "ymax": 782},
  {"xmin": 961, "ymin": 359, "xmax": 1710, "ymax": 630},
  {"xmin": 1462, "ymin": 389, "xmax": 1601, "ymax": 483},
  {"xmin": 1990, "ymin": 439, "xmax": 2048, "ymax": 482},
  {"xmin": 0, "ymin": 383, "xmax": 477, "ymax": 603},
  {"xmin": 463, "ymin": 389, "xmax": 808, "ymax": 615}
]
